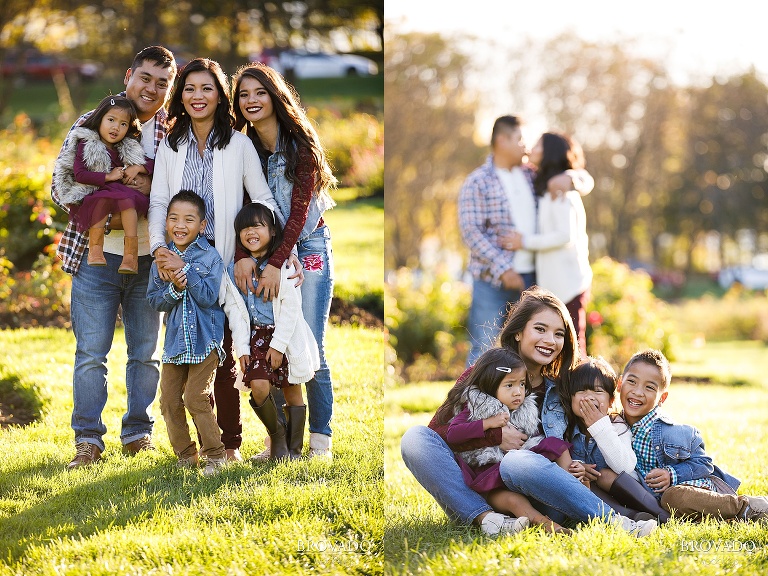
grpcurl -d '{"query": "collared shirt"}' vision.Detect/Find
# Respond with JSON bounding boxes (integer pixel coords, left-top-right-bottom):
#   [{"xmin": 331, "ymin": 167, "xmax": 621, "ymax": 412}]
[
  {"xmin": 52, "ymin": 95, "xmax": 167, "ymax": 274},
  {"xmin": 163, "ymin": 240, "xmax": 225, "ymax": 365},
  {"xmin": 631, "ymin": 407, "xmax": 714, "ymax": 491},
  {"xmin": 181, "ymin": 128, "xmax": 215, "ymax": 242}
]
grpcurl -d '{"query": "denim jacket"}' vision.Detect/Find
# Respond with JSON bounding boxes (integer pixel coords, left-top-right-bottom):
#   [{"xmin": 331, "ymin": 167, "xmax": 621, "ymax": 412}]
[
  {"xmin": 570, "ymin": 428, "xmax": 609, "ymax": 472},
  {"xmin": 267, "ymin": 137, "xmax": 332, "ymax": 243},
  {"xmin": 541, "ymin": 377, "xmax": 567, "ymax": 440},
  {"xmin": 146, "ymin": 236, "xmax": 225, "ymax": 360},
  {"xmin": 639, "ymin": 413, "xmax": 741, "ymax": 495}
]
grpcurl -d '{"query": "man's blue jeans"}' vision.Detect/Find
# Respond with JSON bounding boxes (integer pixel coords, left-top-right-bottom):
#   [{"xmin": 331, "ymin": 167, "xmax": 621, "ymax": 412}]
[
  {"xmin": 70, "ymin": 251, "xmax": 161, "ymax": 452},
  {"xmin": 466, "ymin": 273, "xmax": 535, "ymax": 367}
]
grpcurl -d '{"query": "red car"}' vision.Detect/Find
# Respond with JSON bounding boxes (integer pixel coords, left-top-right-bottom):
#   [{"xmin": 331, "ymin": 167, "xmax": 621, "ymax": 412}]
[{"xmin": 1, "ymin": 49, "xmax": 102, "ymax": 81}]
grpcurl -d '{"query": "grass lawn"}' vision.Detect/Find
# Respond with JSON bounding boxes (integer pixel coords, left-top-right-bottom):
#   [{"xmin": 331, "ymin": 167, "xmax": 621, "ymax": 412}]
[
  {"xmin": 0, "ymin": 325, "xmax": 383, "ymax": 575},
  {"xmin": 385, "ymin": 345, "xmax": 768, "ymax": 575}
]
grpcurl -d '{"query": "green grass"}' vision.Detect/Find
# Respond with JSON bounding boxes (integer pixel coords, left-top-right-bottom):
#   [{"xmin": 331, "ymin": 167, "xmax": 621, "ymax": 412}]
[
  {"xmin": 323, "ymin": 196, "xmax": 383, "ymax": 311},
  {"xmin": 385, "ymin": 346, "xmax": 768, "ymax": 575},
  {"xmin": 0, "ymin": 325, "xmax": 383, "ymax": 575}
]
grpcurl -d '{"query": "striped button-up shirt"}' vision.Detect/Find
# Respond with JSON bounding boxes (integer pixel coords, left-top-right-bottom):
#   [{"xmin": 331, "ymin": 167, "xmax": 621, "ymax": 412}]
[
  {"xmin": 181, "ymin": 128, "xmax": 215, "ymax": 242},
  {"xmin": 51, "ymin": 95, "xmax": 167, "ymax": 274}
]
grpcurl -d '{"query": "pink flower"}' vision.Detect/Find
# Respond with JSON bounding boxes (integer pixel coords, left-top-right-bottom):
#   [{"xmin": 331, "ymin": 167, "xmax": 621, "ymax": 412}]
[
  {"xmin": 302, "ymin": 253, "xmax": 324, "ymax": 272},
  {"xmin": 587, "ymin": 311, "xmax": 604, "ymax": 327}
]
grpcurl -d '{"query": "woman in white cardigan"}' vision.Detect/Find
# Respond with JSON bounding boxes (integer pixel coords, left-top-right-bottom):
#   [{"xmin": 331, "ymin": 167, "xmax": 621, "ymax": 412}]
[
  {"xmin": 505, "ymin": 132, "xmax": 592, "ymax": 357},
  {"xmin": 148, "ymin": 58, "xmax": 290, "ymax": 462}
]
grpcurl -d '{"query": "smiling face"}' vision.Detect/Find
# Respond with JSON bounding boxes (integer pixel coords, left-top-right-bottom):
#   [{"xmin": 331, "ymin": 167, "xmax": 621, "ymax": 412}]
[
  {"xmin": 495, "ymin": 367, "xmax": 528, "ymax": 411},
  {"xmin": 571, "ymin": 381, "xmax": 613, "ymax": 419},
  {"xmin": 181, "ymin": 71, "xmax": 220, "ymax": 123},
  {"xmin": 124, "ymin": 61, "xmax": 173, "ymax": 123},
  {"xmin": 239, "ymin": 220, "xmax": 275, "ymax": 258},
  {"xmin": 619, "ymin": 361, "xmax": 668, "ymax": 425},
  {"xmin": 166, "ymin": 200, "xmax": 206, "ymax": 251},
  {"xmin": 516, "ymin": 307, "xmax": 566, "ymax": 373},
  {"xmin": 98, "ymin": 108, "xmax": 131, "ymax": 145},
  {"xmin": 237, "ymin": 76, "xmax": 275, "ymax": 126}
]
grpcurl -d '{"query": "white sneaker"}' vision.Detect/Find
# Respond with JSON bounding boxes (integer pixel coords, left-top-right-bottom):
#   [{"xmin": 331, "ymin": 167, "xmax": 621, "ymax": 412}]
[
  {"xmin": 202, "ymin": 457, "xmax": 227, "ymax": 477},
  {"xmin": 613, "ymin": 513, "xmax": 657, "ymax": 537},
  {"xmin": 250, "ymin": 436, "xmax": 271, "ymax": 462},
  {"xmin": 480, "ymin": 512, "xmax": 530, "ymax": 536},
  {"xmin": 308, "ymin": 432, "xmax": 333, "ymax": 459}
]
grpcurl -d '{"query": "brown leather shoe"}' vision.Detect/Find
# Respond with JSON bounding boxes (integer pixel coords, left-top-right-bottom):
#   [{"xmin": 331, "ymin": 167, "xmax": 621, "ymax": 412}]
[
  {"xmin": 67, "ymin": 442, "xmax": 102, "ymax": 469},
  {"xmin": 122, "ymin": 436, "xmax": 156, "ymax": 455}
]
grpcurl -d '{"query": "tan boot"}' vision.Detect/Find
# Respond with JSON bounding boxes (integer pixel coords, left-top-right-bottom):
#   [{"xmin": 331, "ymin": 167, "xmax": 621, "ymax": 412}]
[
  {"xmin": 119, "ymin": 236, "xmax": 139, "ymax": 274},
  {"xmin": 87, "ymin": 226, "xmax": 107, "ymax": 266}
]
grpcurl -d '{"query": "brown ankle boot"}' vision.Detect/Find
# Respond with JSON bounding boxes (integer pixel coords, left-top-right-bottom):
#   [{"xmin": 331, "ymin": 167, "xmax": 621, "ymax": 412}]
[
  {"xmin": 87, "ymin": 226, "xmax": 107, "ymax": 266},
  {"xmin": 119, "ymin": 236, "xmax": 139, "ymax": 274}
]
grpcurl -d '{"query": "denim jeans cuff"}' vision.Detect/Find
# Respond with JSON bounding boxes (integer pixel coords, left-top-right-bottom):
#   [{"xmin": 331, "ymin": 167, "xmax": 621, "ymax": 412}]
[
  {"xmin": 121, "ymin": 430, "xmax": 153, "ymax": 445},
  {"xmin": 75, "ymin": 436, "xmax": 105, "ymax": 453}
]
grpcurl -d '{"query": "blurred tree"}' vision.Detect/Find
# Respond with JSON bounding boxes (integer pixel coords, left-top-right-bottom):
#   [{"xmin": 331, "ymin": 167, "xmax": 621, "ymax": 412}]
[{"xmin": 384, "ymin": 31, "xmax": 483, "ymax": 270}]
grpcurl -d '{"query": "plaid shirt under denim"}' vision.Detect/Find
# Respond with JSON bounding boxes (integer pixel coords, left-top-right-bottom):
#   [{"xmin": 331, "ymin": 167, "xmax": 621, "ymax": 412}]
[
  {"xmin": 631, "ymin": 407, "xmax": 714, "ymax": 495},
  {"xmin": 51, "ymin": 96, "xmax": 167, "ymax": 275},
  {"xmin": 181, "ymin": 127, "xmax": 216, "ymax": 242},
  {"xmin": 458, "ymin": 155, "xmax": 536, "ymax": 287}
]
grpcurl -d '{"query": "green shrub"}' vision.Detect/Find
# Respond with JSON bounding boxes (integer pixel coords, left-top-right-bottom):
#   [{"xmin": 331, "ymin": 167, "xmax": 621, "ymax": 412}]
[
  {"xmin": 385, "ymin": 268, "xmax": 470, "ymax": 382},
  {"xmin": 586, "ymin": 257, "xmax": 676, "ymax": 369}
]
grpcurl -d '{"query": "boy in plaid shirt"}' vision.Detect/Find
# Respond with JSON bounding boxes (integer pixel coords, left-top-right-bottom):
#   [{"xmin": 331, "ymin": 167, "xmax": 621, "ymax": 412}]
[{"xmin": 619, "ymin": 349, "xmax": 767, "ymax": 522}]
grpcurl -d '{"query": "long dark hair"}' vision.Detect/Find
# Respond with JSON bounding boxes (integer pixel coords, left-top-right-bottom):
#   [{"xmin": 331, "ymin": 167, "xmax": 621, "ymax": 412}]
[
  {"xmin": 435, "ymin": 348, "xmax": 526, "ymax": 425},
  {"xmin": 234, "ymin": 202, "xmax": 284, "ymax": 269},
  {"xmin": 81, "ymin": 95, "xmax": 141, "ymax": 142},
  {"xmin": 498, "ymin": 286, "xmax": 579, "ymax": 401},
  {"xmin": 532, "ymin": 132, "xmax": 585, "ymax": 196},
  {"xmin": 232, "ymin": 63, "xmax": 336, "ymax": 200},
  {"xmin": 562, "ymin": 356, "xmax": 621, "ymax": 441},
  {"xmin": 166, "ymin": 58, "xmax": 234, "ymax": 152}
]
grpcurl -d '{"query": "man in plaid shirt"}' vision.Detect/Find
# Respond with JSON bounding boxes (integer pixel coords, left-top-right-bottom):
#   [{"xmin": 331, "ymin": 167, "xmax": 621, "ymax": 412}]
[
  {"xmin": 459, "ymin": 116, "xmax": 592, "ymax": 366},
  {"xmin": 51, "ymin": 46, "xmax": 177, "ymax": 469}
]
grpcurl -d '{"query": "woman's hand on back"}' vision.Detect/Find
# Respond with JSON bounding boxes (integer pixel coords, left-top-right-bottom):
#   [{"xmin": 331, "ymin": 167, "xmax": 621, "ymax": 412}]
[{"xmin": 499, "ymin": 425, "xmax": 528, "ymax": 451}]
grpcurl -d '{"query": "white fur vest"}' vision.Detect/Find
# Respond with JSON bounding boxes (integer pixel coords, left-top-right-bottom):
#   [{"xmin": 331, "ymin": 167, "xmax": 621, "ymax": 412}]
[
  {"xmin": 53, "ymin": 127, "xmax": 146, "ymax": 205},
  {"xmin": 456, "ymin": 387, "xmax": 545, "ymax": 468}
]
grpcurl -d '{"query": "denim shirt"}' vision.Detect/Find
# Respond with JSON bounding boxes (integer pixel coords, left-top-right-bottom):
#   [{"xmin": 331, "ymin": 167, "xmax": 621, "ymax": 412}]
[
  {"xmin": 225, "ymin": 260, "xmax": 275, "ymax": 326},
  {"xmin": 267, "ymin": 139, "xmax": 332, "ymax": 243},
  {"xmin": 540, "ymin": 377, "xmax": 567, "ymax": 440},
  {"xmin": 638, "ymin": 413, "xmax": 741, "ymax": 495},
  {"xmin": 147, "ymin": 236, "xmax": 225, "ymax": 360},
  {"xmin": 569, "ymin": 427, "xmax": 610, "ymax": 471}
]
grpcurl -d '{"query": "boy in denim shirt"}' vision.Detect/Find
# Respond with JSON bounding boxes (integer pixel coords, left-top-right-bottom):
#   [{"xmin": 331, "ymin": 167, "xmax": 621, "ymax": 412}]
[
  {"xmin": 147, "ymin": 190, "xmax": 227, "ymax": 476},
  {"xmin": 619, "ymin": 349, "xmax": 767, "ymax": 522}
]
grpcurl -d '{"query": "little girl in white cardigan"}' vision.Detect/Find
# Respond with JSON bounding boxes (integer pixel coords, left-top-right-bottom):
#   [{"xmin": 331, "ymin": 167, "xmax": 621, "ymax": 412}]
[{"xmin": 222, "ymin": 201, "xmax": 319, "ymax": 461}]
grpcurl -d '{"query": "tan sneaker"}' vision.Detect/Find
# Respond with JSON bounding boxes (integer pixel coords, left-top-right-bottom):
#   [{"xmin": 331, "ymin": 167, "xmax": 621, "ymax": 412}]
[
  {"xmin": 480, "ymin": 512, "xmax": 530, "ymax": 536},
  {"xmin": 202, "ymin": 457, "xmax": 228, "ymax": 477},
  {"xmin": 250, "ymin": 437, "xmax": 271, "ymax": 463},
  {"xmin": 225, "ymin": 448, "xmax": 243, "ymax": 462},
  {"xmin": 177, "ymin": 454, "xmax": 200, "ymax": 468},
  {"xmin": 67, "ymin": 442, "xmax": 102, "ymax": 469},
  {"xmin": 123, "ymin": 436, "xmax": 156, "ymax": 455},
  {"xmin": 308, "ymin": 433, "xmax": 332, "ymax": 459}
]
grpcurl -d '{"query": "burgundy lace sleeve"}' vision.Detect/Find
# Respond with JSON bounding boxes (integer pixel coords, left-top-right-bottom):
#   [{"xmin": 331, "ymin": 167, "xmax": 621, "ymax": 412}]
[{"xmin": 268, "ymin": 146, "xmax": 315, "ymax": 269}]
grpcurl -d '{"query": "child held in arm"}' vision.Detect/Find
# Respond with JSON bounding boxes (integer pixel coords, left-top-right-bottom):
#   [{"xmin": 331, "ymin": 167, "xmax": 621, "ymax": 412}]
[
  {"xmin": 223, "ymin": 202, "xmax": 319, "ymax": 461},
  {"xmin": 146, "ymin": 191, "xmax": 227, "ymax": 476},
  {"xmin": 444, "ymin": 347, "xmax": 573, "ymax": 533},
  {"xmin": 562, "ymin": 356, "xmax": 670, "ymax": 522},
  {"xmin": 619, "ymin": 349, "xmax": 768, "ymax": 522}
]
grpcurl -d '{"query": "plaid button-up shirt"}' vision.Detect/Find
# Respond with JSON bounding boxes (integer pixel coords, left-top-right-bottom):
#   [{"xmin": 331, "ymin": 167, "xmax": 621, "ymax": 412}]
[
  {"xmin": 51, "ymin": 95, "xmax": 167, "ymax": 275},
  {"xmin": 458, "ymin": 155, "xmax": 536, "ymax": 287}
]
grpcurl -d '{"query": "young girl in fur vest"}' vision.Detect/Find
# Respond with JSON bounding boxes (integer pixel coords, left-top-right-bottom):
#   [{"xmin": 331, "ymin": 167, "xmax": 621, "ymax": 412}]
[
  {"xmin": 54, "ymin": 95, "xmax": 152, "ymax": 274},
  {"xmin": 442, "ymin": 347, "xmax": 574, "ymax": 533},
  {"xmin": 222, "ymin": 201, "xmax": 319, "ymax": 461}
]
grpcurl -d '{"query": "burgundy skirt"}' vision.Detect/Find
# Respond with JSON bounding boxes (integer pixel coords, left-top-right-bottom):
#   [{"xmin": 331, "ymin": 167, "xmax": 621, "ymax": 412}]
[
  {"xmin": 70, "ymin": 182, "xmax": 149, "ymax": 232},
  {"xmin": 242, "ymin": 325, "xmax": 291, "ymax": 389}
]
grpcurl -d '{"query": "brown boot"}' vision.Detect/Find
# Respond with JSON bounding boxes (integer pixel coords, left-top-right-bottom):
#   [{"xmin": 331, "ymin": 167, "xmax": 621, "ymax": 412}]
[
  {"xmin": 119, "ymin": 236, "xmax": 139, "ymax": 274},
  {"xmin": 249, "ymin": 394, "xmax": 288, "ymax": 460},
  {"xmin": 67, "ymin": 442, "xmax": 102, "ymax": 469},
  {"xmin": 283, "ymin": 404, "xmax": 306, "ymax": 460},
  {"xmin": 87, "ymin": 226, "xmax": 107, "ymax": 266}
]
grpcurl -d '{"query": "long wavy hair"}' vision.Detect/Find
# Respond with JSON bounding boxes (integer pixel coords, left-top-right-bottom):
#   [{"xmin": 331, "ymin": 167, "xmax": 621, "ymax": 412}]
[
  {"xmin": 532, "ymin": 132, "xmax": 585, "ymax": 196},
  {"xmin": 81, "ymin": 95, "xmax": 141, "ymax": 142},
  {"xmin": 435, "ymin": 347, "xmax": 527, "ymax": 425},
  {"xmin": 562, "ymin": 356, "xmax": 623, "ymax": 441},
  {"xmin": 232, "ymin": 62, "xmax": 336, "ymax": 203},
  {"xmin": 165, "ymin": 58, "xmax": 234, "ymax": 152},
  {"xmin": 498, "ymin": 286, "xmax": 579, "ymax": 403}
]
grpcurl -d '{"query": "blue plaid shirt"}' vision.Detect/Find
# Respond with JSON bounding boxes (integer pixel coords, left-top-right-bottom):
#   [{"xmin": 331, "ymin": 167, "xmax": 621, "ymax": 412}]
[
  {"xmin": 458, "ymin": 155, "xmax": 536, "ymax": 287},
  {"xmin": 631, "ymin": 407, "xmax": 714, "ymax": 492},
  {"xmin": 181, "ymin": 128, "xmax": 215, "ymax": 242},
  {"xmin": 51, "ymin": 94, "xmax": 167, "ymax": 274}
]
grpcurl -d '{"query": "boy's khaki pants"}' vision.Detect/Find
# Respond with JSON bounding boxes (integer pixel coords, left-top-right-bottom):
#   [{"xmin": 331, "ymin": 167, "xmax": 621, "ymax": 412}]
[
  {"xmin": 160, "ymin": 351, "xmax": 226, "ymax": 460},
  {"xmin": 661, "ymin": 485, "xmax": 748, "ymax": 520}
]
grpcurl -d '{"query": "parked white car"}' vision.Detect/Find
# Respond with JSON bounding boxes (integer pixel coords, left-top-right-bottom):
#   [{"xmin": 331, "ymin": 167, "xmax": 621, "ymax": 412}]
[
  {"xmin": 718, "ymin": 265, "xmax": 768, "ymax": 290},
  {"xmin": 273, "ymin": 50, "xmax": 378, "ymax": 78}
]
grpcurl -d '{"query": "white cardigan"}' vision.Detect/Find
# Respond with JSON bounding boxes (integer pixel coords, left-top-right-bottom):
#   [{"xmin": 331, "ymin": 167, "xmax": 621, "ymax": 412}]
[
  {"xmin": 222, "ymin": 264, "xmax": 320, "ymax": 386},
  {"xmin": 524, "ymin": 190, "xmax": 592, "ymax": 304},
  {"xmin": 586, "ymin": 415, "xmax": 639, "ymax": 479},
  {"xmin": 148, "ymin": 130, "xmax": 277, "ymax": 303}
]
